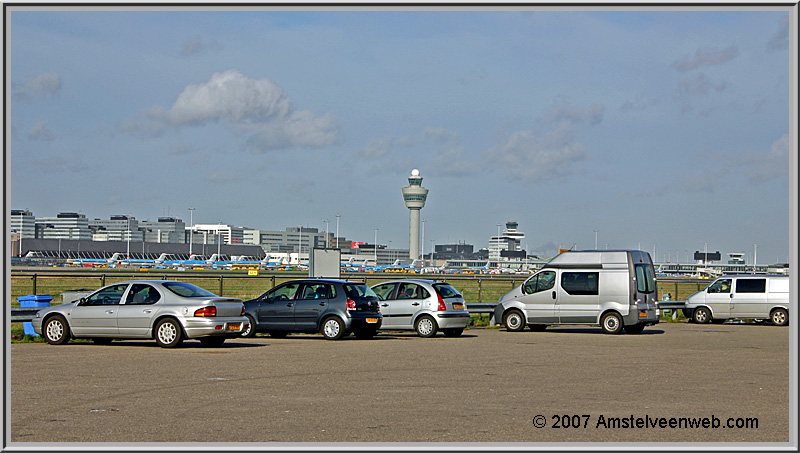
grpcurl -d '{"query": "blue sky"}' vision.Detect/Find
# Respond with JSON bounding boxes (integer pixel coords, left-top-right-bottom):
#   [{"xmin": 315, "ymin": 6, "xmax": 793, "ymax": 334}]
[{"xmin": 7, "ymin": 6, "xmax": 795, "ymax": 264}]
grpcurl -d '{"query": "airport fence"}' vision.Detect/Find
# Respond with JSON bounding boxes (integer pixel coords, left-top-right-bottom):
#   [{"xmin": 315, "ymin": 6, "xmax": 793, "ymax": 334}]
[{"xmin": 9, "ymin": 269, "xmax": 711, "ymax": 308}]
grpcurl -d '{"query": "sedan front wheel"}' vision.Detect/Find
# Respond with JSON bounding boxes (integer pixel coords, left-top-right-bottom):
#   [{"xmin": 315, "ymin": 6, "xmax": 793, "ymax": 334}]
[{"xmin": 43, "ymin": 316, "xmax": 70, "ymax": 345}]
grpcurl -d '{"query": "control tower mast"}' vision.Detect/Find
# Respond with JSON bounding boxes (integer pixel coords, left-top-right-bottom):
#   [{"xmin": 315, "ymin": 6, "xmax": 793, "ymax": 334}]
[{"xmin": 402, "ymin": 169, "xmax": 428, "ymax": 260}]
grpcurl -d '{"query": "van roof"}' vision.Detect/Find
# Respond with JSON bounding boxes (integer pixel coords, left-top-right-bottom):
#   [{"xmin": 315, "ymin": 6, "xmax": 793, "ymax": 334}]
[{"xmin": 545, "ymin": 250, "xmax": 650, "ymax": 268}]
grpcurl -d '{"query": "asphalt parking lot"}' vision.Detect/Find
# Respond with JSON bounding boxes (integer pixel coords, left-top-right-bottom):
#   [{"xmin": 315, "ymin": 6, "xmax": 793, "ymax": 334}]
[{"xmin": 9, "ymin": 322, "xmax": 792, "ymax": 445}]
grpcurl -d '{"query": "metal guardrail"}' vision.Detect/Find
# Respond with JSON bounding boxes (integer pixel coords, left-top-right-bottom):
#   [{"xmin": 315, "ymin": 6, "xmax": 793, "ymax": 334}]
[
  {"xmin": 9, "ymin": 304, "xmax": 499, "ymax": 324},
  {"xmin": 656, "ymin": 301, "xmax": 686, "ymax": 310},
  {"xmin": 11, "ymin": 307, "xmax": 40, "ymax": 323}
]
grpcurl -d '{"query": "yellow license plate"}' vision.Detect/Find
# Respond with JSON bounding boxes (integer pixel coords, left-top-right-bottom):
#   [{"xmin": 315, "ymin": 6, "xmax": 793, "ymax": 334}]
[
  {"xmin": 453, "ymin": 303, "xmax": 463, "ymax": 309},
  {"xmin": 226, "ymin": 323, "xmax": 241, "ymax": 331},
  {"xmin": 366, "ymin": 318, "xmax": 378, "ymax": 323}
]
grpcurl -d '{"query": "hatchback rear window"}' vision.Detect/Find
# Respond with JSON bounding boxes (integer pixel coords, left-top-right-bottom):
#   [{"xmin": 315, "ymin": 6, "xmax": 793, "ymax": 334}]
[
  {"xmin": 343, "ymin": 284, "xmax": 378, "ymax": 298},
  {"xmin": 433, "ymin": 284, "xmax": 462, "ymax": 298}
]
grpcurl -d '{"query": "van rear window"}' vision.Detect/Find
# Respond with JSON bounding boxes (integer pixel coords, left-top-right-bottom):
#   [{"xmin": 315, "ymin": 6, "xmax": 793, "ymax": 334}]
[
  {"xmin": 736, "ymin": 279, "xmax": 766, "ymax": 293},
  {"xmin": 634, "ymin": 264, "xmax": 656, "ymax": 294}
]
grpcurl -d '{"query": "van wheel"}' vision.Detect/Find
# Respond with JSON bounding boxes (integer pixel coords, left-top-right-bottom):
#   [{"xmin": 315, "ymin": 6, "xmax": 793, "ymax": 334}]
[
  {"xmin": 770, "ymin": 308, "xmax": 788, "ymax": 326},
  {"xmin": 625, "ymin": 324, "xmax": 645, "ymax": 334},
  {"xmin": 693, "ymin": 307, "xmax": 711, "ymax": 324},
  {"xmin": 503, "ymin": 310, "xmax": 525, "ymax": 332},
  {"xmin": 600, "ymin": 312, "xmax": 623, "ymax": 334}
]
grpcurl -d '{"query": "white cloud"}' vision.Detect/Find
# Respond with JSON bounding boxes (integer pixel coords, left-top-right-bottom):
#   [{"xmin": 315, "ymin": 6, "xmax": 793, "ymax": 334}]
[
  {"xmin": 734, "ymin": 134, "xmax": 790, "ymax": 184},
  {"xmin": 678, "ymin": 73, "xmax": 727, "ymax": 97},
  {"xmin": 27, "ymin": 122, "xmax": 55, "ymax": 142},
  {"xmin": 124, "ymin": 70, "xmax": 340, "ymax": 151},
  {"xmin": 672, "ymin": 45, "xmax": 738, "ymax": 72},
  {"xmin": 488, "ymin": 124, "xmax": 587, "ymax": 181},
  {"xmin": 180, "ymin": 35, "xmax": 222, "ymax": 57},
  {"xmin": 767, "ymin": 16, "xmax": 789, "ymax": 51},
  {"xmin": 544, "ymin": 101, "xmax": 605, "ymax": 126},
  {"xmin": 13, "ymin": 73, "xmax": 61, "ymax": 102}
]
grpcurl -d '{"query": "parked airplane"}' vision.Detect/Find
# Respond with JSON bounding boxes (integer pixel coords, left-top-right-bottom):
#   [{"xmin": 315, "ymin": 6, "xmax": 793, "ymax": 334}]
[{"xmin": 68, "ymin": 252, "xmax": 125, "ymax": 267}]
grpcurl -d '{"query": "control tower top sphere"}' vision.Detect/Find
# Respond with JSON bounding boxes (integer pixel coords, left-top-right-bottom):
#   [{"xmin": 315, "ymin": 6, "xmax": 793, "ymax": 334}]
[{"xmin": 402, "ymin": 169, "xmax": 428, "ymax": 209}]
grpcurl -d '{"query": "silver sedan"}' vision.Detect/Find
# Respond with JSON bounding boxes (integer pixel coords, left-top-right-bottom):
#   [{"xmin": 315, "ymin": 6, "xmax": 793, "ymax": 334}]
[{"xmin": 32, "ymin": 280, "xmax": 248, "ymax": 348}]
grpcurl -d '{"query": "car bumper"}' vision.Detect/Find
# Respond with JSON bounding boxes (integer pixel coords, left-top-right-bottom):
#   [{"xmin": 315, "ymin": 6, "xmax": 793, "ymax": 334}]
[
  {"xmin": 347, "ymin": 313, "xmax": 383, "ymax": 331},
  {"xmin": 435, "ymin": 311, "xmax": 470, "ymax": 329},
  {"xmin": 182, "ymin": 316, "xmax": 250, "ymax": 338}
]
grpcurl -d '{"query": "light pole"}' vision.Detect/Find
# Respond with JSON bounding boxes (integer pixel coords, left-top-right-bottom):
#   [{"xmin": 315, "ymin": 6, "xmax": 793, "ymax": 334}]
[
  {"xmin": 430, "ymin": 239, "xmax": 435, "ymax": 265},
  {"xmin": 188, "ymin": 207, "xmax": 195, "ymax": 256},
  {"xmin": 421, "ymin": 219, "xmax": 426, "ymax": 266},
  {"xmin": 335, "ymin": 214, "xmax": 341, "ymax": 249},
  {"xmin": 753, "ymin": 244, "xmax": 757, "ymax": 274},
  {"xmin": 495, "ymin": 223, "xmax": 502, "ymax": 260},
  {"xmin": 594, "ymin": 229, "xmax": 598, "ymax": 250},
  {"xmin": 374, "ymin": 228, "xmax": 379, "ymax": 267},
  {"xmin": 217, "ymin": 222, "xmax": 222, "ymax": 257},
  {"xmin": 324, "ymin": 219, "xmax": 330, "ymax": 250},
  {"xmin": 126, "ymin": 216, "xmax": 131, "ymax": 259},
  {"xmin": 299, "ymin": 225, "xmax": 303, "ymax": 264}
]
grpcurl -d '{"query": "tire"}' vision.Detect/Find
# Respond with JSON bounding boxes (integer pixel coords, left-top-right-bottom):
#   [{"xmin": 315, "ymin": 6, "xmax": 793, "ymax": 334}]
[
  {"xmin": 92, "ymin": 338, "xmax": 114, "ymax": 345},
  {"xmin": 770, "ymin": 308, "xmax": 788, "ymax": 326},
  {"xmin": 199, "ymin": 337, "xmax": 226, "ymax": 347},
  {"xmin": 442, "ymin": 328, "xmax": 464, "ymax": 337},
  {"xmin": 43, "ymin": 315, "xmax": 70, "ymax": 345},
  {"xmin": 625, "ymin": 324, "xmax": 645, "ymax": 334},
  {"xmin": 268, "ymin": 331, "xmax": 289, "ymax": 338},
  {"xmin": 600, "ymin": 312, "xmax": 624, "ymax": 335},
  {"xmin": 353, "ymin": 329, "xmax": 376, "ymax": 340},
  {"xmin": 503, "ymin": 310, "xmax": 525, "ymax": 332},
  {"xmin": 693, "ymin": 307, "xmax": 711, "ymax": 324},
  {"xmin": 241, "ymin": 315, "xmax": 256, "ymax": 338},
  {"xmin": 528, "ymin": 324, "xmax": 547, "ymax": 332},
  {"xmin": 320, "ymin": 316, "xmax": 346, "ymax": 340},
  {"xmin": 154, "ymin": 318, "xmax": 184, "ymax": 348},
  {"xmin": 415, "ymin": 315, "xmax": 438, "ymax": 338}
]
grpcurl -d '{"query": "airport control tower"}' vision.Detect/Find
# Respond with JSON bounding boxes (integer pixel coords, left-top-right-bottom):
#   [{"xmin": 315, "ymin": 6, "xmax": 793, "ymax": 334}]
[{"xmin": 402, "ymin": 169, "xmax": 428, "ymax": 260}]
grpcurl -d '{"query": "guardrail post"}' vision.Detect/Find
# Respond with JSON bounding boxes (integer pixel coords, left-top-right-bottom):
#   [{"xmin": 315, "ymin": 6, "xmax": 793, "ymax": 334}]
[
  {"xmin": 271, "ymin": 275, "xmax": 276, "ymax": 289},
  {"xmin": 477, "ymin": 278, "xmax": 482, "ymax": 304},
  {"xmin": 32, "ymin": 274, "xmax": 37, "ymax": 294},
  {"xmin": 101, "ymin": 274, "xmax": 106, "ymax": 287},
  {"xmin": 219, "ymin": 275, "xmax": 224, "ymax": 296}
]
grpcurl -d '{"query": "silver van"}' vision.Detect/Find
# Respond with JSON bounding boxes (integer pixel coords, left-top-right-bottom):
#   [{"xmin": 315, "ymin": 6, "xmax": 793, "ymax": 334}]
[
  {"xmin": 684, "ymin": 274, "xmax": 789, "ymax": 326},
  {"xmin": 493, "ymin": 250, "xmax": 659, "ymax": 334}
]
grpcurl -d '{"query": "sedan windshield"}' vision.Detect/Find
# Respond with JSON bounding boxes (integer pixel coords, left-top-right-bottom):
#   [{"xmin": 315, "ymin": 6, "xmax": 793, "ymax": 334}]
[{"xmin": 162, "ymin": 282, "xmax": 217, "ymax": 298}]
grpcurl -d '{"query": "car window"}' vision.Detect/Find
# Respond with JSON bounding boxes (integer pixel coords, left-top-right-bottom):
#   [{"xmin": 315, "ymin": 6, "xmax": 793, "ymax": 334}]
[
  {"xmin": 299, "ymin": 283, "xmax": 334, "ymax": 300},
  {"xmin": 433, "ymin": 284, "xmax": 462, "ymax": 298},
  {"xmin": 634, "ymin": 264, "xmax": 656, "ymax": 293},
  {"xmin": 163, "ymin": 282, "xmax": 217, "ymax": 297},
  {"xmin": 268, "ymin": 283, "xmax": 301, "ymax": 301},
  {"xmin": 126, "ymin": 284, "xmax": 161, "ymax": 305},
  {"xmin": 397, "ymin": 283, "xmax": 421, "ymax": 299},
  {"xmin": 343, "ymin": 284, "xmax": 378, "ymax": 299},
  {"xmin": 735, "ymin": 279, "xmax": 766, "ymax": 293},
  {"xmin": 522, "ymin": 271, "xmax": 555, "ymax": 294},
  {"xmin": 707, "ymin": 279, "xmax": 732, "ymax": 294},
  {"xmin": 561, "ymin": 272, "xmax": 599, "ymax": 296},
  {"xmin": 85, "ymin": 284, "xmax": 128, "ymax": 306},
  {"xmin": 372, "ymin": 283, "xmax": 397, "ymax": 301}
]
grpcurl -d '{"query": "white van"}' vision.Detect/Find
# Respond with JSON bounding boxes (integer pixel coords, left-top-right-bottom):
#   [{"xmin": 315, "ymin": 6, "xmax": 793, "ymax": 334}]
[
  {"xmin": 493, "ymin": 250, "xmax": 659, "ymax": 334},
  {"xmin": 684, "ymin": 275, "xmax": 789, "ymax": 326}
]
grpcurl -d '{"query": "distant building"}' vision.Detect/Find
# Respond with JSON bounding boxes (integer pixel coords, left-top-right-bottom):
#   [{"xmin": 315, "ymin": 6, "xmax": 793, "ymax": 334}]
[
  {"xmin": 432, "ymin": 243, "xmax": 476, "ymax": 260},
  {"xmin": 243, "ymin": 226, "xmax": 331, "ymax": 253},
  {"xmin": 35, "ymin": 212, "xmax": 93, "ymax": 240},
  {"xmin": 189, "ymin": 224, "xmax": 245, "ymax": 245},
  {"xmin": 89, "ymin": 215, "xmax": 144, "ymax": 242},
  {"xmin": 489, "ymin": 221, "xmax": 525, "ymax": 261},
  {"xmin": 140, "ymin": 217, "xmax": 186, "ymax": 243}
]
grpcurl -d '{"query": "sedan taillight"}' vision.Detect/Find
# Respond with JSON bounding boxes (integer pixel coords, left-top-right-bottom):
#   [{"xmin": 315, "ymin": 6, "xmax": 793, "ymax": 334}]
[
  {"xmin": 241, "ymin": 305, "xmax": 245, "ymax": 316},
  {"xmin": 194, "ymin": 306, "xmax": 217, "ymax": 317},
  {"xmin": 437, "ymin": 293, "xmax": 446, "ymax": 311}
]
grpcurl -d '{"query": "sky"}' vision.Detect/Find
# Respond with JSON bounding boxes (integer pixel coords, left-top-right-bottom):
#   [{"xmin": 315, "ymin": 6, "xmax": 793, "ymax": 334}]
[{"xmin": 6, "ymin": 6, "xmax": 796, "ymax": 265}]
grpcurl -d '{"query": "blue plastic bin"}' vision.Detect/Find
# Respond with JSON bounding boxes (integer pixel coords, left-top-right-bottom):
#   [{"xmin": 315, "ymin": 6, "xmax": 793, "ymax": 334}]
[{"xmin": 18, "ymin": 295, "xmax": 53, "ymax": 337}]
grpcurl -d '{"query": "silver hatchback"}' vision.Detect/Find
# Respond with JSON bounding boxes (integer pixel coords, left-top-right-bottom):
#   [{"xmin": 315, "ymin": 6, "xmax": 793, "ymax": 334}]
[
  {"xmin": 32, "ymin": 280, "xmax": 248, "ymax": 348},
  {"xmin": 371, "ymin": 279, "xmax": 470, "ymax": 337}
]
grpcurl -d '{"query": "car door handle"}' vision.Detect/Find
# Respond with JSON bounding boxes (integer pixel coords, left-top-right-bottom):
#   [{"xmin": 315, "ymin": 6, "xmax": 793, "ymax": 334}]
[
  {"xmin": 552, "ymin": 291, "xmax": 556, "ymax": 300},
  {"xmin": 286, "ymin": 303, "xmax": 294, "ymax": 307},
  {"xmin": 381, "ymin": 303, "xmax": 389, "ymax": 307},
  {"xmin": 143, "ymin": 309, "xmax": 152, "ymax": 314},
  {"xmin": 412, "ymin": 302, "xmax": 420, "ymax": 306},
  {"xmin": 105, "ymin": 310, "xmax": 115, "ymax": 314},
  {"xmin": 318, "ymin": 302, "xmax": 327, "ymax": 306}
]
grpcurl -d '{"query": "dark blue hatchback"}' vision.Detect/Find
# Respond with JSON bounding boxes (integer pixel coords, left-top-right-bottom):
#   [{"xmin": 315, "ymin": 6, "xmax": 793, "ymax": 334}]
[{"xmin": 240, "ymin": 279, "xmax": 382, "ymax": 340}]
